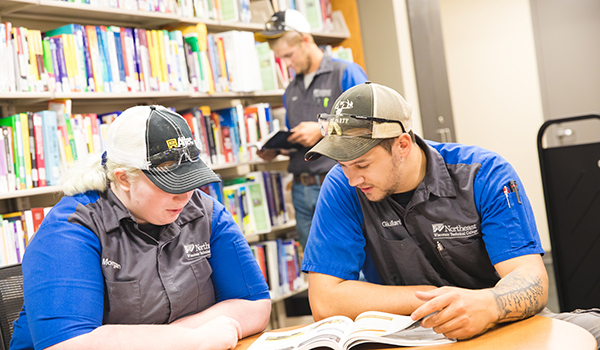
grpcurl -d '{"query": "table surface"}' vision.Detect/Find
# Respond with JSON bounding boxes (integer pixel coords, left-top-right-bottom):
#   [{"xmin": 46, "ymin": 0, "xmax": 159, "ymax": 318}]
[{"xmin": 235, "ymin": 315, "xmax": 597, "ymax": 350}]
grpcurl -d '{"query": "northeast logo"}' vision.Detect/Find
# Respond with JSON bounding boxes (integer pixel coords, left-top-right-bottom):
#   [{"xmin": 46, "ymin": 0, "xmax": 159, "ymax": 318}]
[
  {"xmin": 431, "ymin": 223, "xmax": 479, "ymax": 238},
  {"xmin": 184, "ymin": 242, "xmax": 211, "ymax": 259}
]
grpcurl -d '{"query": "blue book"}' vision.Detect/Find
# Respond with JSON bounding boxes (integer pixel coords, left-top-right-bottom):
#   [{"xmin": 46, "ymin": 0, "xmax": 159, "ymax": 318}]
[
  {"xmin": 206, "ymin": 34, "xmax": 221, "ymax": 92},
  {"xmin": 52, "ymin": 37, "xmax": 70, "ymax": 92},
  {"xmin": 76, "ymin": 24, "xmax": 95, "ymax": 92},
  {"xmin": 38, "ymin": 110, "xmax": 61, "ymax": 186},
  {"xmin": 216, "ymin": 107, "xmax": 241, "ymax": 163},
  {"xmin": 113, "ymin": 30, "xmax": 127, "ymax": 88},
  {"xmin": 96, "ymin": 26, "xmax": 112, "ymax": 92}
]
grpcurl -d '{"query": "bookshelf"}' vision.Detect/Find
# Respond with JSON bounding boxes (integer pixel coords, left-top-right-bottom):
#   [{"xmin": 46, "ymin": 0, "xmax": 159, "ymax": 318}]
[{"xmin": 0, "ymin": 0, "xmax": 365, "ymax": 327}]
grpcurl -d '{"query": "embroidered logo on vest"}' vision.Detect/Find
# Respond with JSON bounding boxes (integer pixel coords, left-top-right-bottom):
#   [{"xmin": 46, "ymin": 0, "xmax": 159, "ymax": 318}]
[
  {"xmin": 381, "ymin": 219, "xmax": 402, "ymax": 228},
  {"xmin": 102, "ymin": 258, "xmax": 122, "ymax": 270},
  {"xmin": 432, "ymin": 223, "xmax": 478, "ymax": 239},
  {"xmin": 184, "ymin": 242, "xmax": 211, "ymax": 259}
]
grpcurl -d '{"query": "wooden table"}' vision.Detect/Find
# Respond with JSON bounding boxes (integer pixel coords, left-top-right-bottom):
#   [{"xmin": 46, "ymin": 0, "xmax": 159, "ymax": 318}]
[{"xmin": 235, "ymin": 315, "xmax": 597, "ymax": 350}]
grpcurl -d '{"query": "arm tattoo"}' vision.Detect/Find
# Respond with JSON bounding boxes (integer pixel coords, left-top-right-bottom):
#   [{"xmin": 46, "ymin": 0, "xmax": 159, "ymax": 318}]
[{"xmin": 491, "ymin": 269, "xmax": 545, "ymax": 323}]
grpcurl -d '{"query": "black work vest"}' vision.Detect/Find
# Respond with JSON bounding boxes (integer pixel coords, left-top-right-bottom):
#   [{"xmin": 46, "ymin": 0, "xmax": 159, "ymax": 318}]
[
  {"xmin": 68, "ymin": 190, "xmax": 216, "ymax": 324},
  {"xmin": 357, "ymin": 138, "xmax": 500, "ymax": 289},
  {"xmin": 285, "ymin": 54, "xmax": 345, "ymax": 175}
]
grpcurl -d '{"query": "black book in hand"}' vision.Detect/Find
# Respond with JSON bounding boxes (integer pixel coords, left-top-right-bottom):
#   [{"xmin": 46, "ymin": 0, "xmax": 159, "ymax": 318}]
[{"xmin": 255, "ymin": 130, "xmax": 302, "ymax": 151}]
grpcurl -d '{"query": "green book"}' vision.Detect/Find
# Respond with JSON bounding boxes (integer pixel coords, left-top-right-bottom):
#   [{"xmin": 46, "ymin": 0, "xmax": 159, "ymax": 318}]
[
  {"xmin": 63, "ymin": 114, "xmax": 78, "ymax": 161},
  {"xmin": 0, "ymin": 115, "xmax": 25, "ymax": 190},
  {"xmin": 255, "ymin": 42, "xmax": 277, "ymax": 91}
]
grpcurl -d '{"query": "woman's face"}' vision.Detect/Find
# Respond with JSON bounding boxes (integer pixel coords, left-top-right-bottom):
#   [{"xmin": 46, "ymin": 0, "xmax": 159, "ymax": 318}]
[{"xmin": 126, "ymin": 173, "xmax": 194, "ymax": 225}]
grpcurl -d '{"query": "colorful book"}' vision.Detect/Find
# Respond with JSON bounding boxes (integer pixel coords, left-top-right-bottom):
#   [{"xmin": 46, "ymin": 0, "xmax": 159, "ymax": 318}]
[{"xmin": 38, "ymin": 110, "xmax": 60, "ymax": 186}]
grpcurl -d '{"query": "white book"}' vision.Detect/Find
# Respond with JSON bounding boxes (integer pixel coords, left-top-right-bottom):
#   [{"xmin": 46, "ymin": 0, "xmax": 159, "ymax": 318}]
[
  {"xmin": 0, "ymin": 222, "xmax": 7, "ymax": 266},
  {"xmin": 23, "ymin": 210, "xmax": 34, "ymax": 245},
  {"xmin": 263, "ymin": 240, "xmax": 280, "ymax": 298}
]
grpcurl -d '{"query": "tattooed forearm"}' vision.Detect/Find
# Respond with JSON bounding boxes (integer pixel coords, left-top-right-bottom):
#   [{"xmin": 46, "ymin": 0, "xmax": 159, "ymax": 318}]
[{"xmin": 490, "ymin": 269, "xmax": 545, "ymax": 323}]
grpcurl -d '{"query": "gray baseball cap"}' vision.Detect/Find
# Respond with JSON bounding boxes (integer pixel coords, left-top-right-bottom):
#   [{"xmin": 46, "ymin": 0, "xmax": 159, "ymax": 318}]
[{"xmin": 305, "ymin": 82, "xmax": 413, "ymax": 162}]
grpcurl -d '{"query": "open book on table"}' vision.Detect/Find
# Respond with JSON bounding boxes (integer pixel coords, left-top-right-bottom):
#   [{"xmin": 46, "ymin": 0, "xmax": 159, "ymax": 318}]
[{"xmin": 247, "ymin": 310, "xmax": 455, "ymax": 350}]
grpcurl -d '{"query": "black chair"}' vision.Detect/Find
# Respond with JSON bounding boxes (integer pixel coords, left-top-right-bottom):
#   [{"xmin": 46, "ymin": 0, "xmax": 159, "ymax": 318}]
[
  {"xmin": 0, "ymin": 264, "xmax": 23, "ymax": 350},
  {"xmin": 537, "ymin": 114, "xmax": 600, "ymax": 312}
]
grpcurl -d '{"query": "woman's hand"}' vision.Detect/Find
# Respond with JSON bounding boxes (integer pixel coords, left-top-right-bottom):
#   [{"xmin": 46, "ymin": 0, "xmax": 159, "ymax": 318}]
[{"xmin": 195, "ymin": 316, "xmax": 242, "ymax": 349}]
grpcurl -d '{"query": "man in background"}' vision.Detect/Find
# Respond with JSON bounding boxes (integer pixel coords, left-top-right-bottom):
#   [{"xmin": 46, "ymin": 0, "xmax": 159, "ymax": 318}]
[{"xmin": 255, "ymin": 9, "xmax": 368, "ymax": 250}]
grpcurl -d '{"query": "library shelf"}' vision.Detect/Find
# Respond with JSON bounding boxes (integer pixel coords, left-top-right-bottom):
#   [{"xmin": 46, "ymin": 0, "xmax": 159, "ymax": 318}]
[
  {"xmin": 0, "ymin": 186, "xmax": 62, "ymax": 201},
  {"xmin": 271, "ymin": 283, "xmax": 308, "ymax": 304}
]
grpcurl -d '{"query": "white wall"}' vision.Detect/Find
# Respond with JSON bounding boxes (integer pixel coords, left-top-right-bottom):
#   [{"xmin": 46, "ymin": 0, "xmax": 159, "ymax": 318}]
[
  {"xmin": 357, "ymin": 0, "xmax": 423, "ymax": 136},
  {"xmin": 438, "ymin": 0, "xmax": 550, "ymax": 250}
]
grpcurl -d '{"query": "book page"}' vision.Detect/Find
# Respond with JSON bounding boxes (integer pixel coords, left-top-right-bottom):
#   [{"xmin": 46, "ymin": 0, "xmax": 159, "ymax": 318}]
[
  {"xmin": 247, "ymin": 315, "xmax": 353, "ymax": 350},
  {"xmin": 344, "ymin": 311, "xmax": 453, "ymax": 348}
]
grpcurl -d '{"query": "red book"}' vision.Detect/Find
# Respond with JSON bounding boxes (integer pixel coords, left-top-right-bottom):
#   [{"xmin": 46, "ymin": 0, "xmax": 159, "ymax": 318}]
[{"xmin": 30, "ymin": 207, "xmax": 45, "ymax": 233}]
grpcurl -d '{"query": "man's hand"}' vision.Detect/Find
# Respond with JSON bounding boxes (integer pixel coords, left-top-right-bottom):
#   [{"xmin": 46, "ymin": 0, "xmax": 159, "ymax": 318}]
[
  {"xmin": 288, "ymin": 122, "xmax": 322, "ymax": 147},
  {"xmin": 256, "ymin": 149, "xmax": 279, "ymax": 161},
  {"xmin": 411, "ymin": 287, "xmax": 498, "ymax": 340}
]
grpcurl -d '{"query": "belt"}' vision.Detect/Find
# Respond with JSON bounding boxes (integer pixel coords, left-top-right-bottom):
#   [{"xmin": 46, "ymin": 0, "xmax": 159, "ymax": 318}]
[{"xmin": 294, "ymin": 173, "xmax": 326, "ymax": 186}]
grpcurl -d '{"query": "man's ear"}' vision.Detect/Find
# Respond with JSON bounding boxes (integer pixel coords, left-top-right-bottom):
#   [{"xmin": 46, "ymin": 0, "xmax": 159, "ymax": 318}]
[
  {"xmin": 113, "ymin": 169, "xmax": 131, "ymax": 192},
  {"xmin": 397, "ymin": 133, "xmax": 412, "ymax": 157}
]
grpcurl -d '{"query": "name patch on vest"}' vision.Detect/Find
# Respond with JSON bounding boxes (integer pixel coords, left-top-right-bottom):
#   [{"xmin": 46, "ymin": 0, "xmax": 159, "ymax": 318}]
[
  {"xmin": 313, "ymin": 88, "xmax": 332, "ymax": 98},
  {"xmin": 102, "ymin": 258, "xmax": 122, "ymax": 270},
  {"xmin": 432, "ymin": 223, "xmax": 478, "ymax": 239},
  {"xmin": 381, "ymin": 219, "xmax": 402, "ymax": 228},
  {"xmin": 184, "ymin": 242, "xmax": 211, "ymax": 259}
]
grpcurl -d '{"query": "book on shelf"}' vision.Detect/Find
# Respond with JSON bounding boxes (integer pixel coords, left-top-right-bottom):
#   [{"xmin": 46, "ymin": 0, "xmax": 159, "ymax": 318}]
[
  {"xmin": 1, "ymin": 127, "xmax": 16, "ymax": 192},
  {"xmin": 213, "ymin": 30, "xmax": 262, "ymax": 92},
  {"xmin": 0, "ymin": 131, "xmax": 8, "ymax": 193},
  {"xmin": 0, "ymin": 115, "xmax": 25, "ymax": 190},
  {"xmin": 251, "ymin": 237, "xmax": 304, "ymax": 299},
  {"xmin": 248, "ymin": 310, "xmax": 455, "ymax": 350}
]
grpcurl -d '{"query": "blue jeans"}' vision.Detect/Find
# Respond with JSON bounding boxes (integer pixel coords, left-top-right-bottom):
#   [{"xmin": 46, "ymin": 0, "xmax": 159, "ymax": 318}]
[{"xmin": 291, "ymin": 180, "xmax": 322, "ymax": 249}]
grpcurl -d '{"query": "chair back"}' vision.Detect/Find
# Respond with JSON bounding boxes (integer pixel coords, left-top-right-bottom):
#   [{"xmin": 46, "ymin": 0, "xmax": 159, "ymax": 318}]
[
  {"xmin": 0, "ymin": 264, "xmax": 23, "ymax": 350},
  {"xmin": 537, "ymin": 114, "xmax": 600, "ymax": 311}
]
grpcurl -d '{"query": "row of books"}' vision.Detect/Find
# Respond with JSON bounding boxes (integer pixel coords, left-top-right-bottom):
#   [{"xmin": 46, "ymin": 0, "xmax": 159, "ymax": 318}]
[
  {"xmin": 0, "ymin": 98, "xmax": 116, "ymax": 192},
  {"xmin": 271, "ymin": 0, "xmax": 336, "ymax": 33},
  {"xmin": 179, "ymin": 102, "xmax": 286, "ymax": 167},
  {"xmin": 0, "ymin": 97, "xmax": 286, "ymax": 192},
  {"xmin": 0, "ymin": 207, "xmax": 50, "ymax": 267},
  {"xmin": 250, "ymin": 237, "xmax": 305, "ymax": 299},
  {"xmin": 222, "ymin": 171, "xmax": 292, "ymax": 235},
  {"xmin": 47, "ymin": 0, "xmax": 252, "ymax": 23},
  {"xmin": 0, "ymin": 22, "xmax": 279, "ymax": 94}
]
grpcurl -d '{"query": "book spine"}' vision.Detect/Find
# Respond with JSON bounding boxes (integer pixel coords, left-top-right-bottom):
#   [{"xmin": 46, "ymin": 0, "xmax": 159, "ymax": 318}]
[
  {"xmin": 76, "ymin": 24, "xmax": 94, "ymax": 92},
  {"xmin": 85, "ymin": 25, "xmax": 103, "ymax": 92},
  {"xmin": 19, "ymin": 113, "xmax": 32, "ymax": 189},
  {"xmin": 26, "ymin": 112, "xmax": 37, "ymax": 188},
  {"xmin": 40, "ymin": 111, "xmax": 60, "ymax": 186}
]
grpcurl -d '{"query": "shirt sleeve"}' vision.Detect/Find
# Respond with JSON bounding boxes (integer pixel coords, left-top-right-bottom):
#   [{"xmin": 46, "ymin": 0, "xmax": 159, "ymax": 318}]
[
  {"xmin": 21, "ymin": 197, "xmax": 105, "ymax": 350},
  {"xmin": 341, "ymin": 62, "xmax": 368, "ymax": 91},
  {"xmin": 208, "ymin": 197, "xmax": 270, "ymax": 302},
  {"xmin": 301, "ymin": 165, "xmax": 366, "ymax": 280},
  {"xmin": 473, "ymin": 152, "xmax": 545, "ymax": 265}
]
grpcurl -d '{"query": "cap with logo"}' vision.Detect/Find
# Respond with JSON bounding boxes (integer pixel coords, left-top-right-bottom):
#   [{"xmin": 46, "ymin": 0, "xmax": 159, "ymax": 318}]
[
  {"xmin": 106, "ymin": 105, "xmax": 221, "ymax": 194},
  {"xmin": 305, "ymin": 81, "xmax": 413, "ymax": 162},
  {"xmin": 255, "ymin": 9, "xmax": 311, "ymax": 42}
]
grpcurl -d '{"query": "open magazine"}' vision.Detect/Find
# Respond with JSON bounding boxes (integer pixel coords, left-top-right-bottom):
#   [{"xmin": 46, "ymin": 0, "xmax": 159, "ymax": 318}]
[{"xmin": 247, "ymin": 311, "xmax": 455, "ymax": 350}]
